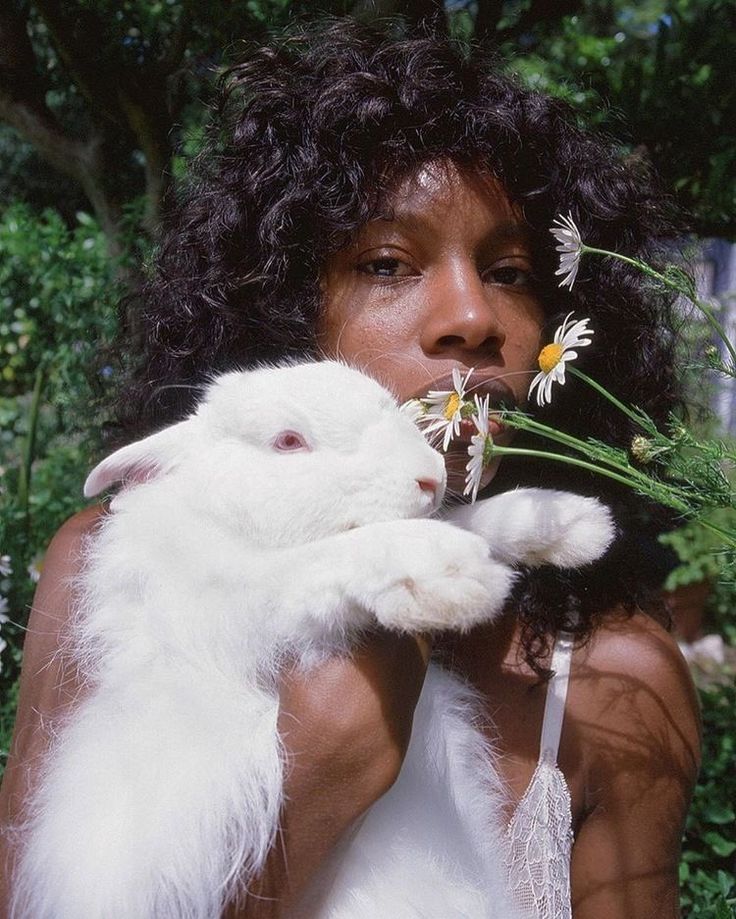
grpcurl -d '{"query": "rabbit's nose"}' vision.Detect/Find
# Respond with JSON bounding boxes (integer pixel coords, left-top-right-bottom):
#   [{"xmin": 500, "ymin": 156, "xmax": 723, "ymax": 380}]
[{"xmin": 417, "ymin": 478, "xmax": 442, "ymax": 499}]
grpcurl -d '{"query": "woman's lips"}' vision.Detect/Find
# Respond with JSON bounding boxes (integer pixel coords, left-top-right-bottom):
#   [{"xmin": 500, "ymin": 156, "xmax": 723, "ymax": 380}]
[
  {"xmin": 455, "ymin": 415, "xmax": 505, "ymax": 444},
  {"xmin": 413, "ymin": 369, "xmax": 519, "ymax": 409},
  {"xmin": 412, "ymin": 369, "xmax": 517, "ymax": 445}
]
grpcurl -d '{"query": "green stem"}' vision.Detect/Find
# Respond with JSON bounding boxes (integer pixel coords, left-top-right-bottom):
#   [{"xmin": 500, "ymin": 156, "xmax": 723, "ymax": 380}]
[
  {"xmin": 583, "ymin": 245, "xmax": 736, "ymax": 369},
  {"xmin": 582, "ymin": 246, "xmax": 673, "ymax": 285},
  {"xmin": 491, "ymin": 445, "xmax": 690, "ymax": 513},
  {"xmin": 699, "ymin": 519, "xmax": 736, "ymax": 550},
  {"xmin": 568, "ymin": 366, "xmax": 648, "ymax": 428},
  {"xmin": 18, "ymin": 364, "xmax": 46, "ymax": 535},
  {"xmin": 503, "ymin": 412, "xmax": 642, "ymax": 478}
]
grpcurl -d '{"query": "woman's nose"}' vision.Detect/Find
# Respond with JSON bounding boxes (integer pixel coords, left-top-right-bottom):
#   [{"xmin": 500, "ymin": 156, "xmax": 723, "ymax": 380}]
[{"xmin": 419, "ymin": 261, "xmax": 507, "ymax": 357}]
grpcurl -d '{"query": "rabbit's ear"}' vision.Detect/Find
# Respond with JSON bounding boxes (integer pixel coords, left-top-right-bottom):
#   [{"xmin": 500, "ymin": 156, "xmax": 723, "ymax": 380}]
[{"xmin": 84, "ymin": 420, "xmax": 195, "ymax": 498}]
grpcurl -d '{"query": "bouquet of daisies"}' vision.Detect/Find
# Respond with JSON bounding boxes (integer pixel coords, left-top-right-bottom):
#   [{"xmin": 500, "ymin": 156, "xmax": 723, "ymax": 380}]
[{"xmin": 405, "ymin": 215, "xmax": 736, "ymax": 549}]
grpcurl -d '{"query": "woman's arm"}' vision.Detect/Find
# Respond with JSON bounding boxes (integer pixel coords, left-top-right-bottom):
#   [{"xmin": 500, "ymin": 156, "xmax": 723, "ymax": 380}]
[
  {"xmin": 0, "ymin": 507, "xmax": 103, "ymax": 910},
  {"xmin": 231, "ymin": 631, "xmax": 429, "ymax": 918},
  {"xmin": 569, "ymin": 611, "xmax": 702, "ymax": 918},
  {"xmin": 0, "ymin": 510, "xmax": 428, "ymax": 918}
]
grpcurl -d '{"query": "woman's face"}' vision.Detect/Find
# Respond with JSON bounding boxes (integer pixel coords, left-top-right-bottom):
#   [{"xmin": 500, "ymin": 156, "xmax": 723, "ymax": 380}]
[{"xmin": 319, "ymin": 162, "xmax": 545, "ymax": 491}]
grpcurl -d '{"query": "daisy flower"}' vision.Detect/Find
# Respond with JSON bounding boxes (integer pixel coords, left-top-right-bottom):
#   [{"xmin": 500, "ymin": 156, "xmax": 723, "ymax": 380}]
[
  {"xmin": 550, "ymin": 213, "xmax": 584, "ymax": 290},
  {"xmin": 464, "ymin": 395, "xmax": 495, "ymax": 502},
  {"xmin": 28, "ymin": 553, "xmax": 44, "ymax": 583},
  {"xmin": 399, "ymin": 399, "xmax": 425, "ymax": 424},
  {"xmin": 0, "ymin": 595, "xmax": 8, "ymax": 618},
  {"xmin": 420, "ymin": 367, "xmax": 475, "ymax": 451},
  {"xmin": 0, "ymin": 554, "xmax": 11, "ymax": 577},
  {"xmin": 529, "ymin": 313, "xmax": 594, "ymax": 407}
]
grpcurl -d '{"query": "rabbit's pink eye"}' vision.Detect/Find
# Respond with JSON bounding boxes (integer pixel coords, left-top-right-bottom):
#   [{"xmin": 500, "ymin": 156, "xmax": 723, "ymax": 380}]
[{"xmin": 272, "ymin": 430, "xmax": 310, "ymax": 452}]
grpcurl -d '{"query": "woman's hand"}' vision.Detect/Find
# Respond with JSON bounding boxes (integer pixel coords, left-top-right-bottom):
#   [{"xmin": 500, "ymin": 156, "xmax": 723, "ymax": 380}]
[{"xmin": 230, "ymin": 631, "xmax": 430, "ymax": 918}]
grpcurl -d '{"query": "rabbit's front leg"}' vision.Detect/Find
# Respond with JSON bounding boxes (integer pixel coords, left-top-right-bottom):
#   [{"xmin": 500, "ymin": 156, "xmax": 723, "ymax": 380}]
[
  {"xmin": 268, "ymin": 518, "xmax": 514, "ymax": 636},
  {"xmin": 447, "ymin": 487, "xmax": 615, "ymax": 568}
]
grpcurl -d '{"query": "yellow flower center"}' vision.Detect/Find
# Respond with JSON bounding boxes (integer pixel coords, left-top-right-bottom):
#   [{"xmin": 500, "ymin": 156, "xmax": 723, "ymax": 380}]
[
  {"xmin": 444, "ymin": 392, "xmax": 461, "ymax": 419},
  {"xmin": 538, "ymin": 343, "xmax": 564, "ymax": 374}
]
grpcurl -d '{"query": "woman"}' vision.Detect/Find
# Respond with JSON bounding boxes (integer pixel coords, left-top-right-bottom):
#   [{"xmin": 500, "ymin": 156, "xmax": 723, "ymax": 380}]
[{"xmin": 0, "ymin": 20, "xmax": 700, "ymax": 918}]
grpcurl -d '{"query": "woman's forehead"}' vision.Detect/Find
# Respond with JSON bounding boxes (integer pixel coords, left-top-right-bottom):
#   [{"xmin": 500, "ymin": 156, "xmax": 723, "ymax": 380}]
[{"xmin": 371, "ymin": 160, "xmax": 523, "ymax": 229}]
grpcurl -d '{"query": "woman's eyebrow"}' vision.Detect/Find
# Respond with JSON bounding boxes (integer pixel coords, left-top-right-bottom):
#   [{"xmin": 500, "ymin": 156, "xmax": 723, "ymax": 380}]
[{"xmin": 367, "ymin": 208, "xmax": 532, "ymax": 246}]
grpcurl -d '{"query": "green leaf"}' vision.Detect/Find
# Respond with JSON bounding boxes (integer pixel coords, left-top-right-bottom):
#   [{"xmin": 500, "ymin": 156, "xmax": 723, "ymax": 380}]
[
  {"xmin": 704, "ymin": 832, "xmax": 736, "ymax": 858},
  {"xmin": 703, "ymin": 804, "xmax": 736, "ymax": 826},
  {"xmin": 717, "ymin": 871, "xmax": 735, "ymax": 899}
]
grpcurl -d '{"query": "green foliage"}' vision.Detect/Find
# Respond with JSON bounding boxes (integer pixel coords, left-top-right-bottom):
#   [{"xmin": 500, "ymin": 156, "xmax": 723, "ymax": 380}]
[
  {"xmin": 709, "ymin": 560, "xmax": 736, "ymax": 648},
  {"xmin": 4, "ymin": 0, "xmax": 353, "ymax": 237},
  {"xmin": 503, "ymin": 0, "xmax": 736, "ymax": 238},
  {"xmin": 0, "ymin": 204, "xmax": 119, "ymax": 771},
  {"xmin": 680, "ymin": 682, "xmax": 736, "ymax": 917},
  {"xmin": 0, "ymin": 205, "xmax": 112, "ymax": 396},
  {"xmin": 660, "ymin": 514, "xmax": 736, "ymax": 590}
]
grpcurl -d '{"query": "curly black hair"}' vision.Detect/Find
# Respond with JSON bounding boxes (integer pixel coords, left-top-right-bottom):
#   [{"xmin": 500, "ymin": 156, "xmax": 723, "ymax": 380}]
[{"xmin": 118, "ymin": 18, "xmax": 684, "ymax": 672}]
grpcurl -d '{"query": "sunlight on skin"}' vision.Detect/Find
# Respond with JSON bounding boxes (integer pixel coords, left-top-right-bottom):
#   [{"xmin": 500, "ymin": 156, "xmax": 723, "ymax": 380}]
[{"xmin": 318, "ymin": 160, "xmax": 544, "ymax": 496}]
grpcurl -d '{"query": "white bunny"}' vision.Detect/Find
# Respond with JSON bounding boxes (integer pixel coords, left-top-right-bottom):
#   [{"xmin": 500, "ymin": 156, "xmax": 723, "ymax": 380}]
[{"xmin": 10, "ymin": 360, "xmax": 614, "ymax": 919}]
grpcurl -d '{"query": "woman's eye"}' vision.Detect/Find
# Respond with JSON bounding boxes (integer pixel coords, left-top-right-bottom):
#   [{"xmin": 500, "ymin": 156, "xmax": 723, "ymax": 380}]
[
  {"xmin": 358, "ymin": 257, "xmax": 413, "ymax": 278},
  {"xmin": 484, "ymin": 264, "xmax": 534, "ymax": 287}
]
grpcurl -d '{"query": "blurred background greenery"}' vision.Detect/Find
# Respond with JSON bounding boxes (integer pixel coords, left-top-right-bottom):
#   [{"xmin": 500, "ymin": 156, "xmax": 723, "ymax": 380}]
[{"xmin": 0, "ymin": 1, "xmax": 734, "ymax": 914}]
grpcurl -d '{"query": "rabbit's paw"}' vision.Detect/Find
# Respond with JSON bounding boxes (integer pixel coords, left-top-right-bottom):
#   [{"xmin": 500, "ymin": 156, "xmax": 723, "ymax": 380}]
[
  {"xmin": 370, "ymin": 522, "xmax": 514, "ymax": 633},
  {"xmin": 533, "ymin": 492, "xmax": 615, "ymax": 568},
  {"xmin": 449, "ymin": 488, "xmax": 615, "ymax": 569}
]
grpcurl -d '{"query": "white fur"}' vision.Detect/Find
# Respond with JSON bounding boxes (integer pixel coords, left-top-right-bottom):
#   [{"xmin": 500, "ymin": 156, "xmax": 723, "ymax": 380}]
[
  {"xmin": 9, "ymin": 360, "xmax": 614, "ymax": 919},
  {"xmin": 297, "ymin": 664, "xmax": 518, "ymax": 919},
  {"xmin": 447, "ymin": 487, "xmax": 615, "ymax": 569}
]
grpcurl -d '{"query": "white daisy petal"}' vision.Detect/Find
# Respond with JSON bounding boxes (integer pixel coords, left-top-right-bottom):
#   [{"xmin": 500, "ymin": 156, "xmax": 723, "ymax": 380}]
[
  {"xmin": 550, "ymin": 214, "xmax": 584, "ymax": 290},
  {"xmin": 528, "ymin": 313, "xmax": 594, "ymax": 406},
  {"xmin": 463, "ymin": 396, "xmax": 492, "ymax": 502},
  {"xmin": 562, "ymin": 320, "xmax": 592, "ymax": 345},
  {"xmin": 528, "ymin": 370, "xmax": 545, "ymax": 397},
  {"xmin": 414, "ymin": 368, "xmax": 476, "ymax": 452}
]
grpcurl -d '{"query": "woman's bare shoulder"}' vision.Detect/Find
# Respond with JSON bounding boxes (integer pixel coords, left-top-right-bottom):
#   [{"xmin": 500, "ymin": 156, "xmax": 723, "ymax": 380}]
[
  {"xmin": 16, "ymin": 504, "xmax": 106, "ymax": 675},
  {"xmin": 574, "ymin": 608, "xmax": 700, "ymax": 726},
  {"xmin": 0, "ymin": 506, "xmax": 106, "ymax": 810},
  {"xmin": 44, "ymin": 504, "xmax": 107, "ymax": 552},
  {"xmin": 568, "ymin": 607, "xmax": 701, "ymax": 806},
  {"xmin": 565, "ymin": 610, "xmax": 701, "ymax": 915}
]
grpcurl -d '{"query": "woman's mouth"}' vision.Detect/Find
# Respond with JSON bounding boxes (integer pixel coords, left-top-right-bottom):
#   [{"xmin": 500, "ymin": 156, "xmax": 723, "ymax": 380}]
[
  {"xmin": 455, "ymin": 414, "xmax": 505, "ymax": 444},
  {"xmin": 411, "ymin": 369, "xmax": 516, "ymax": 446}
]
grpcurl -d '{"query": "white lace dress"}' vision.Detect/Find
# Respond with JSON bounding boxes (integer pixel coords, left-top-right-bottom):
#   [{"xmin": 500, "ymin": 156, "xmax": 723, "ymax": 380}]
[{"xmin": 504, "ymin": 630, "xmax": 576, "ymax": 919}]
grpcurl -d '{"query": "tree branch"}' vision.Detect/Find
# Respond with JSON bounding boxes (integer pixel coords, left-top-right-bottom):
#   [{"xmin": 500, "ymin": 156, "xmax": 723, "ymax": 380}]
[
  {"xmin": 158, "ymin": 1, "xmax": 192, "ymax": 75},
  {"xmin": 0, "ymin": 4, "xmax": 89, "ymax": 184},
  {"xmin": 33, "ymin": 0, "xmax": 175, "ymax": 231},
  {"xmin": 32, "ymin": 0, "xmax": 126, "ymax": 128}
]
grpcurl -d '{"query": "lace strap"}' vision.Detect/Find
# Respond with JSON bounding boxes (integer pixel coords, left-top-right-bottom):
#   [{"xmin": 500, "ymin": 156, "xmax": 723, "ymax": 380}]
[{"xmin": 539, "ymin": 630, "xmax": 575, "ymax": 764}]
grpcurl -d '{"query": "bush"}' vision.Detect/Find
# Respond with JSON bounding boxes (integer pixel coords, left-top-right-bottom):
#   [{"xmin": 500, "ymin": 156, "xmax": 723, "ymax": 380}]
[
  {"xmin": 680, "ymin": 681, "xmax": 736, "ymax": 917},
  {"xmin": 0, "ymin": 204, "xmax": 119, "ymax": 773}
]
